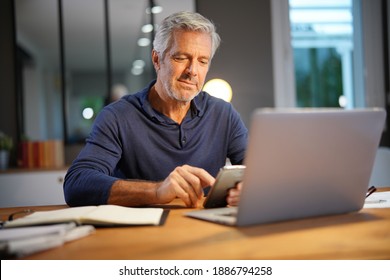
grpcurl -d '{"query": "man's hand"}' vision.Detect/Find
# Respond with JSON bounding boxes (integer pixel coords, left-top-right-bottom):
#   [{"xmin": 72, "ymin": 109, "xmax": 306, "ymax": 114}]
[
  {"xmin": 156, "ymin": 165, "xmax": 215, "ymax": 207},
  {"xmin": 226, "ymin": 182, "xmax": 242, "ymax": 206}
]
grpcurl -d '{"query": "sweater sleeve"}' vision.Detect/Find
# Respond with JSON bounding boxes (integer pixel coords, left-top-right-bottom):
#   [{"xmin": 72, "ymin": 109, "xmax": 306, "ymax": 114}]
[{"xmin": 63, "ymin": 107, "xmax": 123, "ymax": 206}]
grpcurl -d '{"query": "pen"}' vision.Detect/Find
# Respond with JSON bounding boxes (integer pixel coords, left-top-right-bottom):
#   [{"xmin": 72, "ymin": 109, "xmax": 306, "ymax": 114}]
[{"xmin": 365, "ymin": 186, "xmax": 377, "ymax": 198}]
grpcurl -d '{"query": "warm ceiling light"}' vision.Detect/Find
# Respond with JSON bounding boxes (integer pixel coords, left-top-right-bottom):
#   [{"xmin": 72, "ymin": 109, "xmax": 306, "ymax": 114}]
[{"xmin": 203, "ymin": 79, "xmax": 233, "ymax": 102}]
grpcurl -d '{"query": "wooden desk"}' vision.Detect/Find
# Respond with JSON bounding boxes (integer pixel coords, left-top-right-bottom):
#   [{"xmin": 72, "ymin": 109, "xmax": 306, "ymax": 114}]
[{"xmin": 1, "ymin": 192, "xmax": 390, "ymax": 260}]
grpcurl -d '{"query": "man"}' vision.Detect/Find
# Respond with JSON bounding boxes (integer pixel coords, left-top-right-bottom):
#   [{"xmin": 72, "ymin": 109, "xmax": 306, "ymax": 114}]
[{"xmin": 64, "ymin": 11, "xmax": 247, "ymax": 208}]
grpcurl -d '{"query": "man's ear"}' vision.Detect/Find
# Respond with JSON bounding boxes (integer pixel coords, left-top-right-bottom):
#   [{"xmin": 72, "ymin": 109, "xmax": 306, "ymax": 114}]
[{"xmin": 151, "ymin": 50, "xmax": 160, "ymax": 71}]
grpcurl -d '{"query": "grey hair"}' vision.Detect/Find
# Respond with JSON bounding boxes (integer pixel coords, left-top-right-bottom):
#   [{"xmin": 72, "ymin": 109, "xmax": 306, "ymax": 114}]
[{"xmin": 153, "ymin": 11, "xmax": 221, "ymax": 59}]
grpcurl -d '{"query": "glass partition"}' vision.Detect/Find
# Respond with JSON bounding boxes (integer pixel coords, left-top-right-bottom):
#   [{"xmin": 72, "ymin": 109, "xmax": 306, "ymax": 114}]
[
  {"xmin": 63, "ymin": 0, "xmax": 107, "ymax": 143},
  {"xmin": 15, "ymin": 0, "xmax": 195, "ymax": 148},
  {"xmin": 15, "ymin": 0, "xmax": 62, "ymax": 141}
]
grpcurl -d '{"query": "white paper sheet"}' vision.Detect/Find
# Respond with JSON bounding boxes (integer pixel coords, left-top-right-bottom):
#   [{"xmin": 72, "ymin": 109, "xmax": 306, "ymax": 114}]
[
  {"xmin": 0, "ymin": 222, "xmax": 95, "ymax": 258},
  {"xmin": 363, "ymin": 191, "xmax": 390, "ymax": 208}
]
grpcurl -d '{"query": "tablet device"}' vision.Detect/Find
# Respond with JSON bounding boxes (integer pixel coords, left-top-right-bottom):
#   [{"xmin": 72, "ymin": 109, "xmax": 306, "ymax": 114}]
[{"xmin": 203, "ymin": 165, "xmax": 246, "ymax": 208}]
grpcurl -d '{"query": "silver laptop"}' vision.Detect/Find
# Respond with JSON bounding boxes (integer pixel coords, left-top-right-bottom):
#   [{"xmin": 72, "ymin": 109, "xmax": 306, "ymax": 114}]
[{"xmin": 185, "ymin": 108, "xmax": 386, "ymax": 226}]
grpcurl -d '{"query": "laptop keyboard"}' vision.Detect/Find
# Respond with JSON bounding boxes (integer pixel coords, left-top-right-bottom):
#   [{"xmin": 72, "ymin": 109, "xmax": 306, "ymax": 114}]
[{"xmin": 220, "ymin": 210, "xmax": 237, "ymax": 217}]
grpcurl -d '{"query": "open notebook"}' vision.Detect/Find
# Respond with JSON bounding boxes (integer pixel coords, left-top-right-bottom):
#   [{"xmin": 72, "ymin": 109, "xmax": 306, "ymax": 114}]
[
  {"xmin": 186, "ymin": 108, "xmax": 386, "ymax": 226},
  {"xmin": 3, "ymin": 205, "xmax": 165, "ymax": 227}
]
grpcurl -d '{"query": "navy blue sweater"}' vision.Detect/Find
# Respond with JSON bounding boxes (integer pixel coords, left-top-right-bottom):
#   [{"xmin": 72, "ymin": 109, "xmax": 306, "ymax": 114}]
[{"xmin": 64, "ymin": 81, "xmax": 248, "ymax": 206}]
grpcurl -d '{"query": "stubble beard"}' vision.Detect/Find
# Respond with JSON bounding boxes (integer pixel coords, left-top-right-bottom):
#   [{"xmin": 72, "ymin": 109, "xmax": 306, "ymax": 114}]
[{"xmin": 163, "ymin": 79, "xmax": 200, "ymax": 103}]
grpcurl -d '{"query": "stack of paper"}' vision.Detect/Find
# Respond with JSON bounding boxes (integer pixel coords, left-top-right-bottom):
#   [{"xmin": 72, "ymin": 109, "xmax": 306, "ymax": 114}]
[
  {"xmin": 364, "ymin": 191, "xmax": 390, "ymax": 208},
  {"xmin": 1, "ymin": 205, "xmax": 164, "ymax": 258},
  {"xmin": 0, "ymin": 222, "xmax": 95, "ymax": 258}
]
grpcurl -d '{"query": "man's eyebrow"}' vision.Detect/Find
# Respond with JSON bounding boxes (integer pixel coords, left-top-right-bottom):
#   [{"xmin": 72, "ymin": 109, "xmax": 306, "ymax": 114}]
[
  {"xmin": 171, "ymin": 51, "xmax": 189, "ymax": 57},
  {"xmin": 171, "ymin": 52, "xmax": 210, "ymax": 59}
]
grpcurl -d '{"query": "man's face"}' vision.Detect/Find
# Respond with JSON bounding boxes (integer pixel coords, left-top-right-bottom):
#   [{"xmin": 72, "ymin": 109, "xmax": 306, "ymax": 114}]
[{"xmin": 153, "ymin": 30, "xmax": 212, "ymax": 102}]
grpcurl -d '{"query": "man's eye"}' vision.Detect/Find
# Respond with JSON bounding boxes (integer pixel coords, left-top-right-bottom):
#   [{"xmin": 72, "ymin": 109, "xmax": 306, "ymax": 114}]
[{"xmin": 174, "ymin": 57, "xmax": 186, "ymax": 61}]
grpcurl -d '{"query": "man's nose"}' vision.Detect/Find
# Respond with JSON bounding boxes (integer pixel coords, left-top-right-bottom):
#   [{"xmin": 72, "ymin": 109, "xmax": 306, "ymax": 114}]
[{"xmin": 185, "ymin": 61, "xmax": 198, "ymax": 76}]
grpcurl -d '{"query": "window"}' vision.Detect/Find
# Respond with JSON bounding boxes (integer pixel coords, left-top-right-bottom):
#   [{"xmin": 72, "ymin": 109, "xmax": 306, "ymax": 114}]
[
  {"xmin": 272, "ymin": 0, "xmax": 386, "ymax": 111},
  {"xmin": 289, "ymin": 0, "xmax": 355, "ymax": 108}
]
